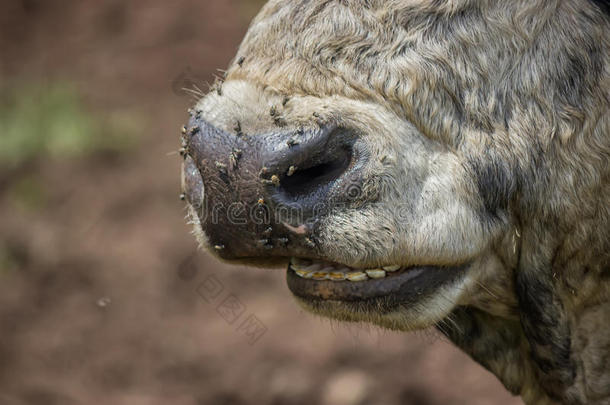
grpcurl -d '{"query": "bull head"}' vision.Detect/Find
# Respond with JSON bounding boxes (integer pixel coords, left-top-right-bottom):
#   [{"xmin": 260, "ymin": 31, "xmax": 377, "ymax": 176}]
[{"xmin": 180, "ymin": 1, "xmax": 610, "ymax": 403}]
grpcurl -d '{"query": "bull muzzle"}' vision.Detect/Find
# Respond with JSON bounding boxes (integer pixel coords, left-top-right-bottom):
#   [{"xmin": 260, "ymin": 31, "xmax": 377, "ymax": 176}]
[{"xmin": 180, "ymin": 113, "xmax": 365, "ymax": 261}]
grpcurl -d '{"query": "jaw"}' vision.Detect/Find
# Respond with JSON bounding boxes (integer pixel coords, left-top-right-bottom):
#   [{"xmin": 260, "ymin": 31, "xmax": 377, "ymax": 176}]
[
  {"xmin": 285, "ymin": 256, "xmax": 469, "ymax": 298},
  {"xmin": 285, "ymin": 257, "xmax": 472, "ymax": 331},
  {"xmin": 287, "ymin": 261, "xmax": 471, "ymax": 331}
]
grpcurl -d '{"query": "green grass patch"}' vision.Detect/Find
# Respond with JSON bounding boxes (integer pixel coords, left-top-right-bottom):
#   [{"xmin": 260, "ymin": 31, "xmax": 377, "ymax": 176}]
[{"xmin": 0, "ymin": 82, "xmax": 139, "ymax": 169}]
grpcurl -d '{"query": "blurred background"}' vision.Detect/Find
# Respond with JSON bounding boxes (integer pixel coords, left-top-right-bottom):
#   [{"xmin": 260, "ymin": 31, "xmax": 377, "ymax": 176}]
[{"xmin": 0, "ymin": 1, "xmax": 523, "ymax": 404}]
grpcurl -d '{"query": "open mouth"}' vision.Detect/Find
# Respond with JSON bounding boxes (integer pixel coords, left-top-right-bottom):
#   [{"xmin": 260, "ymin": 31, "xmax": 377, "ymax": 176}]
[{"xmin": 286, "ymin": 258, "xmax": 468, "ymax": 305}]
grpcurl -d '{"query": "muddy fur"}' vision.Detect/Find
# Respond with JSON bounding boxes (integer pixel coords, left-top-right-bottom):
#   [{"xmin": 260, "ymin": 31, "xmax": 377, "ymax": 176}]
[{"xmin": 190, "ymin": 1, "xmax": 610, "ymax": 403}]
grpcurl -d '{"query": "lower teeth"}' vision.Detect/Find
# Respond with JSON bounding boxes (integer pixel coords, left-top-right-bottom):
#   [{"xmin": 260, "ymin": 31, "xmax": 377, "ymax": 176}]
[
  {"xmin": 365, "ymin": 269, "xmax": 386, "ymax": 279},
  {"xmin": 290, "ymin": 261, "xmax": 402, "ymax": 282},
  {"xmin": 329, "ymin": 272, "xmax": 346, "ymax": 281},
  {"xmin": 345, "ymin": 272, "xmax": 368, "ymax": 282},
  {"xmin": 294, "ymin": 270, "xmax": 313, "ymax": 279}
]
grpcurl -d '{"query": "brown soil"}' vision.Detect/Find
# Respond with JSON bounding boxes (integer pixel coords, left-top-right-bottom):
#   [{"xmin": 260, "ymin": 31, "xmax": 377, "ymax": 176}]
[{"xmin": 0, "ymin": 1, "xmax": 523, "ymax": 404}]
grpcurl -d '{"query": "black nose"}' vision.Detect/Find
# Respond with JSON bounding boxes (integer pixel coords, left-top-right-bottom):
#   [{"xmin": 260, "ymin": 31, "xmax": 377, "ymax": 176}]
[{"xmin": 181, "ymin": 117, "xmax": 360, "ymax": 259}]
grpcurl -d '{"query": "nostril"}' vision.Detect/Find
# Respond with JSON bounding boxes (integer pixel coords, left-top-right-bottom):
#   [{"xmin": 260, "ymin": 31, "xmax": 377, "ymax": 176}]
[{"xmin": 279, "ymin": 149, "xmax": 352, "ymax": 198}]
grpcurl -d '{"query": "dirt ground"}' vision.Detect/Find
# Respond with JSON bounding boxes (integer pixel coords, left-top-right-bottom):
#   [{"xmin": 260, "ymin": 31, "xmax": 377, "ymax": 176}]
[{"xmin": 0, "ymin": 1, "xmax": 523, "ymax": 404}]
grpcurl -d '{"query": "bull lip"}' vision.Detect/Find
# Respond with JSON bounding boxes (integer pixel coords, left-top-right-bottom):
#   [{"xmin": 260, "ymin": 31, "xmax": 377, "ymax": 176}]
[{"xmin": 286, "ymin": 263, "xmax": 468, "ymax": 306}]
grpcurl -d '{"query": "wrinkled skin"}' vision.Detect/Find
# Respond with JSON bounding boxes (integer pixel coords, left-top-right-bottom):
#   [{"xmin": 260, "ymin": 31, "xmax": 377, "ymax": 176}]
[{"xmin": 181, "ymin": 1, "xmax": 610, "ymax": 403}]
